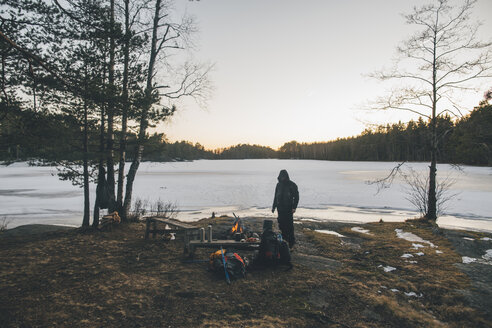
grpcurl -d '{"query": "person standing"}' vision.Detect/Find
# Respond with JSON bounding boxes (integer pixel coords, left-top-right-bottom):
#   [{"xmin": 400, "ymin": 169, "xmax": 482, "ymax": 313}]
[{"xmin": 272, "ymin": 169, "xmax": 299, "ymax": 248}]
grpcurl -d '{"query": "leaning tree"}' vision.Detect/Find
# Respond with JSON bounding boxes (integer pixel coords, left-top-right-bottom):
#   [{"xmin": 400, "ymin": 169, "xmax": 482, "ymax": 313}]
[
  {"xmin": 121, "ymin": 0, "xmax": 213, "ymax": 220},
  {"xmin": 371, "ymin": 0, "xmax": 492, "ymax": 220}
]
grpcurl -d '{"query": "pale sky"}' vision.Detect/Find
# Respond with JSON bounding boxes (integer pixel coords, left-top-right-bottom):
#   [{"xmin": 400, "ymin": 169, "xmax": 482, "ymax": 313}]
[{"xmin": 156, "ymin": 0, "xmax": 492, "ymax": 149}]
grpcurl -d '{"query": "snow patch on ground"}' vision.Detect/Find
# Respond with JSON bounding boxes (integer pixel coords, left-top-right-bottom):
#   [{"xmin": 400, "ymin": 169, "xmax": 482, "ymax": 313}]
[
  {"xmin": 383, "ymin": 266, "xmax": 396, "ymax": 272},
  {"xmin": 481, "ymin": 237, "xmax": 491, "ymax": 241},
  {"xmin": 482, "ymin": 249, "xmax": 492, "ymax": 261},
  {"xmin": 415, "ymin": 252, "xmax": 425, "ymax": 256},
  {"xmin": 462, "ymin": 256, "xmax": 477, "ymax": 264},
  {"xmin": 412, "ymin": 243, "xmax": 425, "ymax": 249},
  {"xmin": 401, "ymin": 254, "xmax": 413, "ymax": 258},
  {"xmin": 407, "ymin": 260, "xmax": 418, "ymax": 264},
  {"xmin": 395, "ymin": 229, "xmax": 436, "ymax": 247},
  {"xmin": 436, "ymin": 250, "xmax": 443, "ymax": 254},
  {"xmin": 390, "ymin": 289, "xmax": 399, "ymax": 293},
  {"xmin": 404, "ymin": 292, "xmax": 422, "ymax": 297},
  {"xmin": 315, "ymin": 230, "xmax": 345, "ymax": 238},
  {"xmin": 463, "ymin": 237, "xmax": 475, "ymax": 241},
  {"xmin": 351, "ymin": 226, "xmax": 372, "ymax": 235},
  {"xmin": 461, "ymin": 250, "xmax": 492, "ymax": 265}
]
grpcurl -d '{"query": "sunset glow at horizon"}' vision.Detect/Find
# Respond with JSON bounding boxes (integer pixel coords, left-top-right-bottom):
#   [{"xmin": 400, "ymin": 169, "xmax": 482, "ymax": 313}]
[{"xmin": 155, "ymin": 0, "xmax": 492, "ymax": 150}]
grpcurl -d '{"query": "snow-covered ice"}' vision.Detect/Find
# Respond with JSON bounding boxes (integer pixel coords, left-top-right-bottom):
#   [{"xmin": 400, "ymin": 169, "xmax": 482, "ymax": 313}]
[
  {"xmin": 315, "ymin": 230, "xmax": 345, "ymax": 238},
  {"xmin": 395, "ymin": 229, "xmax": 436, "ymax": 247},
  {"xmin": 1, "ymin": 160, "xmax": 492, "ymax": 230},
  {"xmin": 351, "ymin": 226, "xmax": 372, "ymax": 235},
  {"xmin": 296, "ymin": 218, "xmax": 322, "ymax": 223}
]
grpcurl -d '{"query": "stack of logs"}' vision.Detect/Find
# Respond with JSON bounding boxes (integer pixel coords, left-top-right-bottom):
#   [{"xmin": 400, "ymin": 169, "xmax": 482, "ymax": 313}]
[{"xmin": 99, "ymin": 211, "xmax": 121, "ymax": 230}]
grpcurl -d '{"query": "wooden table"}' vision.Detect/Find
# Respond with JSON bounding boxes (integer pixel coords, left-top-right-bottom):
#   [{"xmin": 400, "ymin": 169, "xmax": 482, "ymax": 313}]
[
  {"xmin": 144, "ymin": 216, "xmax": 199, "ymax": 253},
  {"xmin": 188, "ymin": 240, "xmax": 260, "ymax": 257}
]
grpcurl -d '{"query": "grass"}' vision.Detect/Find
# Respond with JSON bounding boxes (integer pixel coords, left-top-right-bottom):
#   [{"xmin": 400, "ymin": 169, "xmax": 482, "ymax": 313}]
[
  {"xmin": 304, "ymin": 221, "xmax": 487, "ymax": 327},
  {"xmin": 0, "ymin": 218, "xmax": 490, "ymax": 327}
]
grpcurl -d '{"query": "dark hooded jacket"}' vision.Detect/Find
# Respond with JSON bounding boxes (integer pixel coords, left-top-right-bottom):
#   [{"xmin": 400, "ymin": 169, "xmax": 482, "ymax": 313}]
[{"xmin": 272, "ymin": 170, "xmax": 299, "ymax": 212}]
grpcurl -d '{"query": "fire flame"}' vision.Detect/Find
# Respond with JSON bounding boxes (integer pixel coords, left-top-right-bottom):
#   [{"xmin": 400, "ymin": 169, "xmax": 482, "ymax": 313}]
[{"xmin": 231, "ymin": 220, "xmax": 243, "ymax": 233}]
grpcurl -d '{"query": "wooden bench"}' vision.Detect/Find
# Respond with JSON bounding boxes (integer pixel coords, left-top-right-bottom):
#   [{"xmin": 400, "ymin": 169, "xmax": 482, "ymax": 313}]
[
  {"xmin": 188, "ymin": 240, "xmax": 260, "ymax": 257},
  {"xmin": 144, "ymin": 216, "xmax": 199, "ymax": 252}
]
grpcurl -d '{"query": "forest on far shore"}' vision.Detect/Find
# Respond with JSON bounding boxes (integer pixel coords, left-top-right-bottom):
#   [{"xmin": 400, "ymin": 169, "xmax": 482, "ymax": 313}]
[{"xmin": 2, "ymin": 100, "xmax": 491, "ymax": 166}]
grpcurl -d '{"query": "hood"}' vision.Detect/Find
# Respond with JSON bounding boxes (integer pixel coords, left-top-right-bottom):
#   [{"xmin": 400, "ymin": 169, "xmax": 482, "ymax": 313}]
[{"xmin": 277, "ymin": 169, "xmax": 290, "ymax": 182}]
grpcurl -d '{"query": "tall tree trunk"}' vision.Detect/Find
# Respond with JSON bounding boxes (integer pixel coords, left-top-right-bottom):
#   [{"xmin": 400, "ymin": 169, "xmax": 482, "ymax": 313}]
[
  {"xmin": 82, "ymin": 97, "xmax": 90, "ymax": 227},
  {"xmin": 117, "ymin": 0, "xmax": 130, "ymax": 214},
  {"xmin": 1, "ymin": 52, "xmax": 6, "ymax": 102},
  {"xmin": 32, "ymin": 81, "xmax": 36, "ymax": 112},
  {"xmin": 93, "ymin": 101, "xmax": 105, "ymax": 228},
  {"xmin": 426, "ymin": 29, "xmax": 438, "ymax": 221},
  {"xmin": 122, "ymin": 0, "xmax": 162, "ymax": 219},
  {"xmin": 123, "ymin": 143, "xmax": 144, "ymax": 218},
  {"xmin": 427, "ymin": 135, "xmax": 437, "ymax": 220},
  {"xmin": 106, "ymin": 0, "xmax": 116, "ymax": 209},
  {"xmin": 427, "ymin": 100, "xmax": 438, "ymax": 220}
]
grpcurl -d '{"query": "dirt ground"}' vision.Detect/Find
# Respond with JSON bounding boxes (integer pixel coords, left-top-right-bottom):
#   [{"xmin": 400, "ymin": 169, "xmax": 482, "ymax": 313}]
[{"xmin": 0, "ymin": 217, "xmax": 491, "ymax": 327}]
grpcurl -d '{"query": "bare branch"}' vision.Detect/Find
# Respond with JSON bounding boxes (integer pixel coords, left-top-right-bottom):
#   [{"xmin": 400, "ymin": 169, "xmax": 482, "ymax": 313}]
[
  {"xmin": 370, "ymin": 70, "xmax": 433, "ymax": 86},
  {"xmin": 366, "ymin": 162, "xmax": 406, "ymax": 193},
  {"xmin": 160, "ymin": 62, "xmax": 214, "ymax": 106},
  {"xmin": 401, "ymin": 167, "xmax": 458, "ymax": 216}
]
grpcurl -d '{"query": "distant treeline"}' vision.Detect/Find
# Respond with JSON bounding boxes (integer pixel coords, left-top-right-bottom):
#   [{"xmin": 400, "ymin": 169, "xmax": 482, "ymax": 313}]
[
  {"xmin": 1, "ymin": 103, "xmax": 491, "ymax": 166},
  {"xmin": 279, "ymin": 103, "xmax": 492, "ymax": 165}
]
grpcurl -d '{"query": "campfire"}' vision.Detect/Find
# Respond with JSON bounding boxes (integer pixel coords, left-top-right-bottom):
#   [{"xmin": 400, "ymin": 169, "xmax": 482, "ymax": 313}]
[
  {"xmin": 231, "ymin": 219, "xmax": 243, "ymax": 234},
  {"xmin": 229, "ymin": 213, "xmax": 245, "ymax": 241}
]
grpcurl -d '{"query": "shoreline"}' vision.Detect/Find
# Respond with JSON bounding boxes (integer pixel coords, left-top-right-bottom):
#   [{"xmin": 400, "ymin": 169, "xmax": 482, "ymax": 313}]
[
  {"xmin": 4, "ymin": 214, "xmax": 492, "ymax": 236},
  {"xmin": 4, "ymin": 204, "xmax": 491, "ymax": 234}
]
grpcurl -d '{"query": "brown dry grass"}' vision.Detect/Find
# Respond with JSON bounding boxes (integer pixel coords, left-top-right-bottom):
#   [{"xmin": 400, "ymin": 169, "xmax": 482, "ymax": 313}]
[
  {"xmin": 0, "ymin": 219, "xmax": 490, "ymax": 327},
  {"xmin": 304, "ymin": 221, "xmax": 490, "ymax": 327}
]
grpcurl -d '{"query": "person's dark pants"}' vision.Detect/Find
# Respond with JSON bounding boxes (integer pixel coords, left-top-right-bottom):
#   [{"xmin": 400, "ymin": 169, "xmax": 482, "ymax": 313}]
[{"xmin": 277, "ymin": 210, "xmax": 295, "ymax": 248}]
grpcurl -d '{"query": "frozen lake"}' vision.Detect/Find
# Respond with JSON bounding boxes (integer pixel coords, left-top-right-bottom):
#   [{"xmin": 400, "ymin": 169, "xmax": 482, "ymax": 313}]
[{"xmin": 1, "ymin": 159, "xmax": 491, "ymax": 232}]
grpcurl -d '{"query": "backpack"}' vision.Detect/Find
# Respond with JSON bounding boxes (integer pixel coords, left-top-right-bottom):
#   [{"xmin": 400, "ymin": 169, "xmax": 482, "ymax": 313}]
[
  {"xmin": 258, "ymin": 229, "xmax": 292, "ymax": 266},
  {"xmin": 210, "ymin": 250, "xmax": 246, "ymax": 280},
  {"xmin": 260, "ymin": 230, "xmax": 280, "ymax": 265}
]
